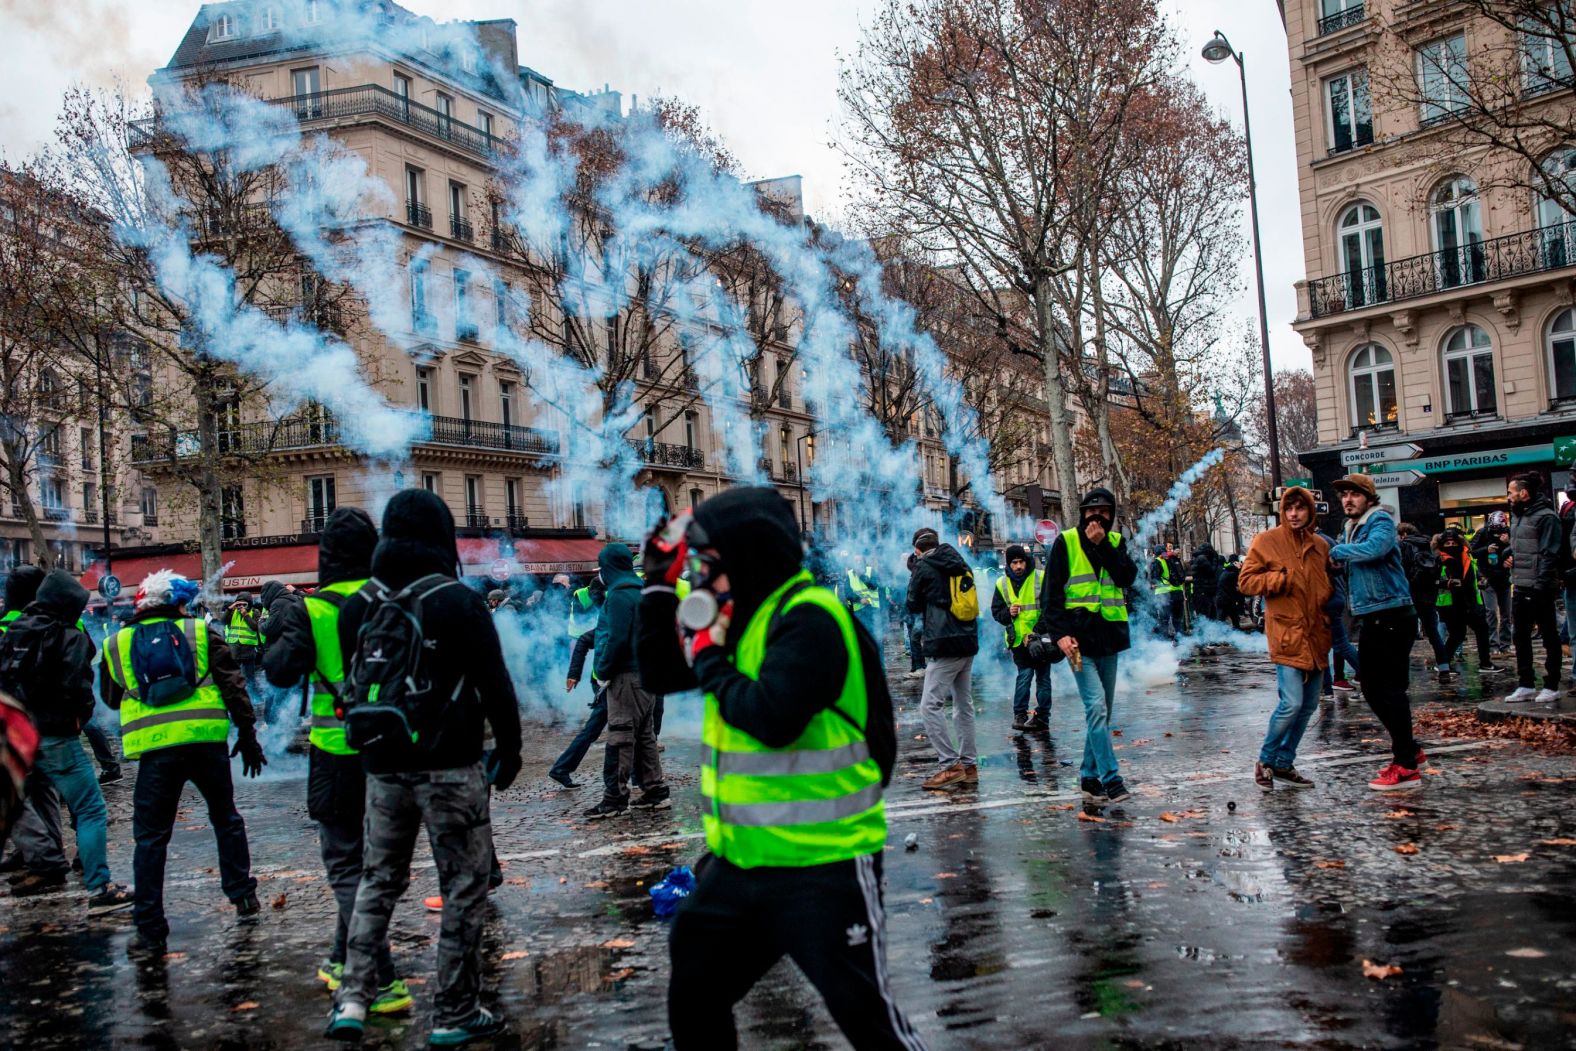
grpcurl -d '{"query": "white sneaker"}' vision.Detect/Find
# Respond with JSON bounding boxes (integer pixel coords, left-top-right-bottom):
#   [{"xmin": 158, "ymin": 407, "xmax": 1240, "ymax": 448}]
[
  {"xmin": 1503, "ymin": 687, "xmax": 1538, "ymax": 703},
  {"xmin": 1535, "ymin": 688, "xmax": 1559, "ymax": 703}
]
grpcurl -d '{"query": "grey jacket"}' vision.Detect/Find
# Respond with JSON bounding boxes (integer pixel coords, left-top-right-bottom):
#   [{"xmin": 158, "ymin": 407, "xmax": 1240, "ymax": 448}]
[{"xmin": 1510, "ymin": 496, "xmax": 1561, "ymax": 592}]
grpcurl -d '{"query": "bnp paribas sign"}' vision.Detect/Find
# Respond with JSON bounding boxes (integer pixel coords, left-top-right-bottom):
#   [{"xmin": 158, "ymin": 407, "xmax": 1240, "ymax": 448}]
[{"xmin": 1365, "ymin": 442, "xmax": 1567, "ymax": 476}]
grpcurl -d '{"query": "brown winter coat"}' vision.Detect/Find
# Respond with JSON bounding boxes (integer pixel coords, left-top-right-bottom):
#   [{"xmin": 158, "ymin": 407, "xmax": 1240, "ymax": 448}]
[{"xmin": 1237, "ymin": 488, "xmax": 1334, "ymax": 671}]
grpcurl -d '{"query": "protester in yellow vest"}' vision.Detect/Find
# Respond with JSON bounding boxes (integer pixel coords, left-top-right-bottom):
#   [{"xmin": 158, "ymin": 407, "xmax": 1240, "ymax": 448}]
[
  {"xmin": 99, "ymin": 569, "xmax": 264, "ymax": 956},
  {"xmin": 1039, "ymin": 488, "xmax": 1139, "ymax": 805},
  {"xmin": 259, "ymin": 509, "xmax": 411, "ymax": 1015},
  {"xmin": 635, "ymin": 487, "xmax": 927, "ymax": 1051},
  {"xmin": 991, "ymin": 544, "xmax": 1050, "ymax": 734}
]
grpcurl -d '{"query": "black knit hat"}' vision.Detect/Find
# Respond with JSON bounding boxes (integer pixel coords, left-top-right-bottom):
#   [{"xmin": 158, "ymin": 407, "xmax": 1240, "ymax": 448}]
[{"xmin": 1004, "ymin": 544, "xmax": 1029, "ymax": 564}]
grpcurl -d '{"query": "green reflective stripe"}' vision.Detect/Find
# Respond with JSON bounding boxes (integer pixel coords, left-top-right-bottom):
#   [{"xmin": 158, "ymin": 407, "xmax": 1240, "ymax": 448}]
[
  {"xmin": 711, "ymin": 740, "xmax": 872, "ymax": 777},
  {"xmin": 121, "ymin": 707, "xmax": 229, "ymax": 735},
  {"xmin": 718, "ymin": 783, "xmax": 884, "ymax": 828},
  {"xmin": 312, "ymin": 714, "xmax": 345, "ymax": 730}
]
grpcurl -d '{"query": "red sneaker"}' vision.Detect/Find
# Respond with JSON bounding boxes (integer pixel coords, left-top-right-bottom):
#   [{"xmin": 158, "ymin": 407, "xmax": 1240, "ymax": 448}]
[
  {"xmin": 1331, "ymin": 679, "xmax": 1355, "ymax": 691},
  {"xmin": 1369, "ymin": 764, "xmax": 1422, "ymax": 791}
]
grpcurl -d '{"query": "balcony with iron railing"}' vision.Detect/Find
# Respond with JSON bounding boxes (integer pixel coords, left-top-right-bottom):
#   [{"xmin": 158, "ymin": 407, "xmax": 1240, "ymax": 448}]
[
  {"xmin": 462, "ymin": 505, "xmax": 488, "ymax": 529},
  {"xmin": 301, "ymin": 514, "xmax": 332, "ymax": 533},
  {"xmin": 505, "ymin": 510, "xmax": 529, "ymax": 532},
  {"xmin": 422, "ymin": 416, "xmax": 559, "ymax": 456},
  {"xmin": 407, "ymin": 200, "xmax": 432, "ymax": 229},
  {"xmin": 450, "ymin": 215, "xmax": 474, "ymax": 243},
  {"xmin": 629, "ymin": 438, "xmax": 705, "ymax": 470},
  {"xmin": 1316, "ymin": 3, "xmax": 1365, "ymax": 36},
  {"xmin": 131, "ymin": 416, "xmax": 343, "ymax": 463},
  {"xmin": 130, "ymin": 85, "xmax": 504, "ymax": 161},
  {"xmin": 261, "ymin": 300, "xmax": 345, "ymax": 334},
  {"xmin": 1309, "ymin": 221, "xmax": 1576, "ymax": 319},
  {"xmin": 41, "ymin": 505, "xmax": 71, "ymax": 523}
]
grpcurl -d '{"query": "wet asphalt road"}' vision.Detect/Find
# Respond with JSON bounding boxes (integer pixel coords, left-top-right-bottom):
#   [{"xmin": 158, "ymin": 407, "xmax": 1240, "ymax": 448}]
[{"xmin": 2, "ymin": 632, "xmax": 1575, "ymax": 1050}]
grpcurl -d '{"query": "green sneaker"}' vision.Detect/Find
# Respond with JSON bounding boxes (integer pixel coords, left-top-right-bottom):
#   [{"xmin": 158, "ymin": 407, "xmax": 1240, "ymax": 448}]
[
  {"xmin": 370, "ymin": 978, "xmax": 414, "ymax": 1016},
  {"xmin": 317, "ymin": 960, "xmax": 344, "ymax": 991}
]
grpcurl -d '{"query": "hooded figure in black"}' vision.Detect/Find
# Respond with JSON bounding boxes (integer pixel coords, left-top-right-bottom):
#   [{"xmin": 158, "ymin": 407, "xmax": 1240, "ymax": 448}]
[
  {"xmin": 634, "ymin": 487, "xmax": 925, "ymax": 1051},
  {"xmin": 262, "ymin": 507, "xmax": 379, "ymax": 821},
  {"xmin": 1, "ymin": 565, "xmax": 45, "ymax": 622},
  {"xmin": 1190, "ymin": 543, "xmax": 1222, "ymax": 620},
  {"xmin": 0, "ymin": 570, "xmax": 96, "ymax": 736}
]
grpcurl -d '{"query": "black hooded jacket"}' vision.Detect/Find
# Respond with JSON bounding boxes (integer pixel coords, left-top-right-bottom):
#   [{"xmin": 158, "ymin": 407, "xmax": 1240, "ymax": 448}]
[
  {"xmin": 0, "ymin": 570, "xmax": 96, "ymax": 736},
  {"xmin": 1190, "ymin": 544, "xmax": 1221, "ymax": 593},
  {"xmin": 262, "ymin": 507, "xmax": 378, "ymax": 822},
  {"xmin": 636, "ymin": 487, "xmax": 871, "ymax": 748},
  {"xmin": 335, "ymin": 491, "xmax": 521, "ymax": 775},
  {"xmin": 2, "ymin": 566, "xmax": 44, "ymax": 617},
  {"xmin": 906, "ymin": 543, "xmax": 980, "ymax": 658},
  {"xmin": 592, "ymin": 543, "xmax": 642, "ymax": 681}
]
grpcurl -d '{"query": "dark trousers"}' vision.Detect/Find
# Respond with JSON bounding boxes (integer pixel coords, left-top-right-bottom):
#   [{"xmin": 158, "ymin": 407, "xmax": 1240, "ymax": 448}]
[
  {"xmin": 1356, "ymin": 607, "xmax": 1420, "ymax": 769},
  {"xmin": 549, "ymin": 689, "xmax": 607, "ymax": 780},
  {"xmin": 1441, "ymin": 602, "xmax": 1492, "ymax": 667},
  {"xmin": 132, "ymin": 742, "xmax": 256, "ymax": 940},
  {"xmin": 10, "ymin": 771, "xmax": 67, "ymax": 873},
  {"xmin": 602, "ymin": 672, "xmax": 664, "ymax": 806},
  {"xmin": 340, "ymin": 765, "xmax": 492, "ymax": 1027},
  {"xmin": 82, "ymin": 721, "xmax": 118, "ymax": 772},
  {"xmin": 1513, "ymin": 589, "xmax": 1563, "ymax": 690},
  {"xmin": 1416, "ymin": 599, "xmax": 1447, "ymax": 661},
  {"xmin": 319, "ymin": 817, "xmax": 395, "ymax": 984},
  {"xmin": 669, "ymin": 852, "xmax": 927, "ymax": 1051}
]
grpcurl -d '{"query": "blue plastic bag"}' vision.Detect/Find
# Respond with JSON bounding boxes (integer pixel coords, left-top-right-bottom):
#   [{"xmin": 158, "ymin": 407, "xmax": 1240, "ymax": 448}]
[{"xmin": 649, "ymin": 865, "xmax": 696, "ymax": 917}]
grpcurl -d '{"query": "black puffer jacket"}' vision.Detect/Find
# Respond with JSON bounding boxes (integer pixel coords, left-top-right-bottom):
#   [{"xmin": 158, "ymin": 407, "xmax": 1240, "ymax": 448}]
[
  {"xmin": 263, "ymin": 507, "xmax": 377, "ymax": 822},
  {"xmin": 906, "ymin": 544, "xmax": 980, "ymax": 659},
  {"xmin": 336, "ymin": 491, "xmax": 521, "ymax": 776},
  {"xmin": 1510, "ymin": 495, "xmax": 1561, "ymax": 592},
  {"xmin": 0, "ymin": 570, "xmax": 96, "ymax": 736}
]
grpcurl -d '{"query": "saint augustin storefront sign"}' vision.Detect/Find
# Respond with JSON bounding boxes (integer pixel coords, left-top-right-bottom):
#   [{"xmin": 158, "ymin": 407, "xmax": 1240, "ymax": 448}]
[{"xmin": 1364, "ymin": 442, "xmax": 1564, "ymax": 476}]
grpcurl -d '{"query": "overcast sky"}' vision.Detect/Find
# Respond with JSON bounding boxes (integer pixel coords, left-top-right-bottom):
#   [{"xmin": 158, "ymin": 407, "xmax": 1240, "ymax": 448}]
[{"xmin": 0, "ymin": 0, "xmax": 1308, "ymax": 375}]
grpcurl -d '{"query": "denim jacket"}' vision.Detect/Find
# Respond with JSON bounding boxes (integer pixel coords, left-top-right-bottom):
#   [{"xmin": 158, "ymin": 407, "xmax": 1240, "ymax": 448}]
[{"xmin": 1328, "ymin": 507, "xmax": 1413, "ymax": 616}]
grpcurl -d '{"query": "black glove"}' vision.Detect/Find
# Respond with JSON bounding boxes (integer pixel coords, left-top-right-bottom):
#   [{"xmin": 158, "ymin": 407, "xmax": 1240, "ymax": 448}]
[
  {"xmin": 641, "ymin": 515, "xmax": 689, "ymax": 589},
  {"xmin": 232, "ymin": 732, "xmax": 267, "ymax": 778},
  {"xmin": 489, "ymin": 750, "xmax": 522, "ymax": 792}
]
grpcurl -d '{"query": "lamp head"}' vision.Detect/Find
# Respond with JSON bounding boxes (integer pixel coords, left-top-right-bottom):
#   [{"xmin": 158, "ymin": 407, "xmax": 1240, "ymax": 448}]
[{"xmin": 1201, "ymin": 31, "xmax": 1235, "ymax": 64}]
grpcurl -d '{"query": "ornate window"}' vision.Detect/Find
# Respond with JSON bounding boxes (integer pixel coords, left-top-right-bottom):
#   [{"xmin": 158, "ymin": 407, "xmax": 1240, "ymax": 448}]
[
  {"xmin": 1441, "ymin": 325, "xmax": 1497, "ymax": 418},
  {"xmin": 1349, "ymin": 343, "xmax": 1398, "ymax": 430},
  {"xmin": 1338, "ymin": 202, "xmax": 1386, "ymax": 307}
]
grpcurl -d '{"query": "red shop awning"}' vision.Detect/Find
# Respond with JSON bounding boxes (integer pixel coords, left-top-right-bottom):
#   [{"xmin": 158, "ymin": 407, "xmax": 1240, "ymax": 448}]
[
  {"xmin": 457, "ymin": 537, "xmax": 604, "ymax": 578},
  {"xmin": 80, "ymin": 544, "xmax": 321, "ymax": 594}
]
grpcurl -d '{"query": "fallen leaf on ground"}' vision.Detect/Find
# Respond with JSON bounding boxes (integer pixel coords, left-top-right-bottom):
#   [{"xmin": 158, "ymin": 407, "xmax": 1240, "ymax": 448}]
[
  {"xmin": 1077, "ymin": 812, "xmax": 1106, "ymax": 823},
  {"xmin": 1434, "ymin": 824, "xmax": 1460, "ymax": 832},
  {"xmin": 1384, "ymin": 809, "xmax": 1415, "ymax": 819},
  {"xmin": 1048, "ymin": 803, "xmax": 1076, "ymax": 811},
  {"xmin": 1163, "ymin": 732, "xmax": 1173, "ymax": 737},
  {"xmin": 163, "ymin": 952, "xmax": 187, "ymax": 961},
  {"xmin": 404, "ymin": 977, "xmax": 427, "ymax": 986},
  {"xmin": 1538, "ymin": 838, "xmax": 1576, "ymax": 846},
  {"xmin": 1130, "ymin": 739, "xmax": 1153, "ymax": 747},
  {"xmin": 1362, "ymin": 960, "xmax": 1403, "ymax": 979},
  {"xmin": 1147, "ymin": 881, "xmax": 1168, "ymax": 889},
  {"xmin": 1314, "ymin": 859, "xmax": 1346, "ymax": 870},
  {"xmin": 270, "ymin": 893, "xmax": 288, "ymax": 910},
  {"xmin": 603, "ymin": 938, "xmax": 636, "ymax": 949},
  {"xmin": 1124, "ymin": 979, "xmax": 1145, "ymax": 988},
  {"xmin": 934, "ymin": 872, "xmax": 957, "ymax": 879},
  {"xmin": 1111, "ymin": 729, "xmax": 1123, "ymax": 737},
  {"xmin": 504, "ymin": 877, "xmax": 528, "ymax": 886},
  {"xmin": 918, "ymin": 897, "xmax": 933, "ymax": 905},
  {"xmin": 232, "ymin": 1002, "xmax": 259, "ymax": 1012},
  {"xmin": 1394, "ymin": 843, "xmax": 1420, "ymax": 855},
  {"xmin": 1422, "ymin": 767, "xmax": 1443, "ymax": 776},
  {"xmin": 558, "ymin": 877, "xmax": 568, "ymax": 884},
  {"xmin": 1506, "ymin": 947, "xmax": 1547, "ymax": 958},
  {"xmin": 500, "ymin": 951, "xmax": 529, "ymax": 961},
  {"xmin": 622, "ymin": 846, "xmax": 653, "ymax": 856},
  {"xmin": 584, "ymin": 880, "xmax": 609, "ymax": 888},
  {"xmin": 1493, "ymin": 853, "xmax": 1530, "ymax": 863},
  {"xmin": 1159, "ymin": 812, "xmax": 1181, "ymax": 823},
  {"xmin": 606, "ymin": 968, "xmax": 634, "ymax": 982}
]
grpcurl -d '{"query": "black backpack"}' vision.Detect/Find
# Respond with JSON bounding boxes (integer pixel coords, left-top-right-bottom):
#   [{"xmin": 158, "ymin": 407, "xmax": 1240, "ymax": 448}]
[
  {"xmin": 341, "ymin": 574, "xmax": 467, "ymax": 760},
  {"xmin": 0, "ymin": 620, "xmax": 55, "ymax": 710},
  {"xmin": 772, "ymin": 581, "xmax": 896, "ymax": 786}
]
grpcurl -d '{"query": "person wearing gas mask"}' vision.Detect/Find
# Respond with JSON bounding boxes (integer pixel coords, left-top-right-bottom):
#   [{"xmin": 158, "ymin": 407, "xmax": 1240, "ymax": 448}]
[
  {"xmin": 635, "ymin": 487, "xmax": 924, "ymax": 1051},
  {"xmin": 1037, "ymin": 488, "xmax": 1139, "ymax": 804}
]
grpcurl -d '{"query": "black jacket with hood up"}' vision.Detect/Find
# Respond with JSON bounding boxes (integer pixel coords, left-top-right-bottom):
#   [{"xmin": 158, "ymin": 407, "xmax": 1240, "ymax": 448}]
[
  {"xmin": 592, "ymin": 544, "xmax": 642, "ymax": 682},
  {"xmin": 1, "ymin": 566, "xmax": 44, "ymax": 619},
  {"xmin": 262, "ymin": 507, "xmax": 378, "ymax": 821},
  {"xmin": 906, "ymin": 543, "xmax": 980, "ymax": 659},
  {"xmin": 0, "ymin": 570, "xmax": 97, "ymax": 736},
  {"xmin": 636, "ymin": 487, "xmax": 879, "ymax": 748},
  {"xmin": 335, "ymin": 490, "xmax": 522, "ymax": 776}
]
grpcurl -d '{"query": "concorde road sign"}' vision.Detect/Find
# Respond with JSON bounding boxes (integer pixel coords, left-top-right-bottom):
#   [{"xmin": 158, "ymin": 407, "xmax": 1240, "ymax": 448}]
[{"xmin": 1341, "ymin": 443, "xmax": 1423, "ymax": 467}]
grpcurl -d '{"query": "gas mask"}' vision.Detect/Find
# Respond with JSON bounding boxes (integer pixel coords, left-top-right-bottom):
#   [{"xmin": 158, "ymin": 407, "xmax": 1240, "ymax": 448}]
[{"xmin": 676, "ymin": 516, "xmax": 730, "ymax": 632}]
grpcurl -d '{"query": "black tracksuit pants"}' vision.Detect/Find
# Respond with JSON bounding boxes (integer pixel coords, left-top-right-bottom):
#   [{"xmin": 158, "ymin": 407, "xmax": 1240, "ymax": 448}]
[
  {"xmin": 1441, "ymin": 602, "xmax": 1492, "ymax": 667},
  {"xmin": 1356, "ymin": 607, "xmax": 1420, "ymax": 769},
  {"xmin": 669, "ymin": 852, "xmax": 927, "ymax": 1050},
  {"xmin": 1513, "ymin": 588, "xmax": 1563, "ymax": 690}
]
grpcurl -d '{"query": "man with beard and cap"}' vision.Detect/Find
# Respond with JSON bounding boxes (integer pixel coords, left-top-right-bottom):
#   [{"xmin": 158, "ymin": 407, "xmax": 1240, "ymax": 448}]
[
  {"xmin": 325, "ymin": 490, "xmax": 521, "ymax": 1046},
  {"xmin": 634, "ymin": 487, "xmax": 925, "ymax": 1051},
  {"xmin": 260, "ymin": 509, "xmax": 410, "ymax": 1017},
  {"xmin": 1039, "ymin": 487, "xmax": 1140, "ymax": 804},
  {"xmin": 908, "ymin": 526, "xmax": 981, "ymax": 791},
  {"xmin": 1504, "ymin": 472, "xmax": 1564, "ymax": 704},
  {"xmin": 0, "ymin": 569, "xmax": 131, "ymax": 912},
  {"xmin": 582, "ymin": 543, "xmax": 667, "ymax": 819},
  {"xmin": 991, "ymin": 543, "xmax": 1050, "ymax": 733},
  {"xmin": 100, "ymin": 569, "xmax": 265, "ymax": 954},
  {"xmin": 1237, "ymin": 488, "xmax": 1333, "ymax": 791}
]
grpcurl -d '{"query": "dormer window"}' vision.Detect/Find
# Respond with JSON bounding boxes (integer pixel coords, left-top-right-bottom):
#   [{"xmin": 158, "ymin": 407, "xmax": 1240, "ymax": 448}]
[
  {"xmin": 461, "ymin": 51, "xmax": 478, "ymax": 75},
  {"xmin": 303, "ymin": 0, "xmax": 321, "ymax": 24},
  {"xmin": 261, "ymin": 6, "xmax": 282, "ymax": 31},
  {"xmin": 210, "ymin": 13, "xmax": 237, "ymax": 41}
]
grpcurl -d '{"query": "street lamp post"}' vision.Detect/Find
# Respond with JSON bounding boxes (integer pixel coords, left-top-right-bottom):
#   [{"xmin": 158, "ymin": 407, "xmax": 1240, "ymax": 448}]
[{"xmin": 1202, "ymin": 29, "xmax": 1283, "ymax": 490}]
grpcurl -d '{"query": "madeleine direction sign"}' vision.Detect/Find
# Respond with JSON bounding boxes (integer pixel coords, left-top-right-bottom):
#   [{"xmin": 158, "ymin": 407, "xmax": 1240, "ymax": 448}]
[
  {"xmin": 1341, "ymin": 443, "xmax": 1422, "ymax": 467},
  {"xmin": 1366, "ymin": 470, "xmax": 1426, "ymax": 488}
]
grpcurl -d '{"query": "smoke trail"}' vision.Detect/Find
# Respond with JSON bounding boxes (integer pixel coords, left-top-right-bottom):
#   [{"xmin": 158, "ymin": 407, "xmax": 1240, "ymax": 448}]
[{"xmin": 1130, "ymin": 448, "xmax": 1226, "ymax": 554}]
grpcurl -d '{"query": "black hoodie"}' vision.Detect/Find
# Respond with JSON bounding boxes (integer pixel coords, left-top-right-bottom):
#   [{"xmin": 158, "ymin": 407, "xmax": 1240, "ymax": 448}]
[
  {"xmin": 636, "ymin": 487, "xmax": 866, "ymax": 748},
  {"xmin": 0, "ymin": 570, "xmax": 96, "ymax": 735},
  {"xmin": 592, "ymin": 543, "xmax": 642, "ymax": 681},
  {"xmin": 335, "ymin": 491, "xmax": 521, "ymax": 775},
  {"xmin": 2, "ymin": 566, "xmax": 44, "ymax": 617},
  {"xmin": 263, "ymin": 507, "xmax": 379, "ymax": 822},
  {"xmin": 906, "ymin": 543, "xmax": 980, "ymax": 658}
]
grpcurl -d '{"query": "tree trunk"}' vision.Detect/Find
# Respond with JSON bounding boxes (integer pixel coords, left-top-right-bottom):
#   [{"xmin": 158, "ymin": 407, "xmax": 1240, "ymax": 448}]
[
  {"xmin": 192, "ymin": 373, "xmax": 225, "ymax": 594},
  {"xmin": 1033, "ymin": 281, "xmax": 1079, "ymax": 520},
  {"xmin": 1087, "ymin": 242, "xmax": 1127, "ymax": 506},
  {"xmin": 1, "ymin": 438, "xmax": 51, "ymax": 568}
]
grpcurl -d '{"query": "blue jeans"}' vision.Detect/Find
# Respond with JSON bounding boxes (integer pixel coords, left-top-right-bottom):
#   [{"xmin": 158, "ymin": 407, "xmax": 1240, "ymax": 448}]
[
  {"xmin": 1012, "ymin": 662, "xmax": 1052, "ymax": 719},
  {"xmin": 1324, "ymin": 613, "xmax": 1361, "ymax": 687},
  {"xmin": 33, "ymin": 735, "xmax": 111, "ymax": 891},
  {"xmin": 1070, "ymin": 654, "xmax": 1120, "ymax": 786},
  {"xmin": 1260, "ymin": 665, "xmax": 1323, "ymax": 770},
  {"xmin": 550, "ymin": 689, "xmax": 607, "ymax": 780}
]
